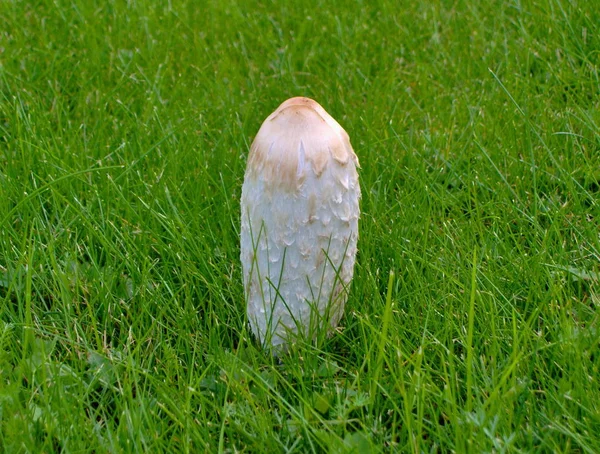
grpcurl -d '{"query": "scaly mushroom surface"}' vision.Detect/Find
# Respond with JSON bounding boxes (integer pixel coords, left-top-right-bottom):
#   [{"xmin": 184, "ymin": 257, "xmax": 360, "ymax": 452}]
[{"xmin": 241, "ymin": 97, "xmax": 360, "ymax": 351}]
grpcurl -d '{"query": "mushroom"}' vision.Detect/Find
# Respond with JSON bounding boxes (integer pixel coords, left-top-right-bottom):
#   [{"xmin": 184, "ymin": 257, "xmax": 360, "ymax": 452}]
[{"xmin": 240, "ymin": 97, "xmax": 360, "ymax": 352}]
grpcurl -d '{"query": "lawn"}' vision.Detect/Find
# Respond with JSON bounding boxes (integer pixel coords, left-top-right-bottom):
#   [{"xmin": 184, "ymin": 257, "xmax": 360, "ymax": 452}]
[{"xmin": 1, "ymin": 0, "xmax": 599, "ymax": 452}]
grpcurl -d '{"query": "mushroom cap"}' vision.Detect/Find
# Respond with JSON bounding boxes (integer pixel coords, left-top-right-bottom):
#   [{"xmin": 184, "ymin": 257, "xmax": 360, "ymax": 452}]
[{"xmin": 241, "ymin": 97, "xmax": 360, "ymax": 351}]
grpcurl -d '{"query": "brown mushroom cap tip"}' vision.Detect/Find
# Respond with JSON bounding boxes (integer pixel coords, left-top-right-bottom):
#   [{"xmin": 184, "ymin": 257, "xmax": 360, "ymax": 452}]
[{"xmin": 246, "ymin": 97, "xmax": 359, "ymax": 192}]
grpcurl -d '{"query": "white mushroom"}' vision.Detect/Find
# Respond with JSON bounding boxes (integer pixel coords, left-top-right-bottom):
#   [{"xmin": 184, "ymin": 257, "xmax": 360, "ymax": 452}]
[{"xmin": 240, "ymin": 97, "xmax": 360, "ymax": 351}]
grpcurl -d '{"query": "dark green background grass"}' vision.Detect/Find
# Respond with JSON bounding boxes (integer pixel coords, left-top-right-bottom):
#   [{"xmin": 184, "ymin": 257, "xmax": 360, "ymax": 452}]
[{"xmin": 1, "ymin": 0, "xmax": 599, "ymax": 452}]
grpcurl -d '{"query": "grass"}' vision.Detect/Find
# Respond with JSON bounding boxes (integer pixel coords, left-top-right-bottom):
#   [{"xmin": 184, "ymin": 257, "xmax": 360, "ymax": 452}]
[{"xmin": 1, "ymin": 0, "xmax": 599, "ymax": 451}]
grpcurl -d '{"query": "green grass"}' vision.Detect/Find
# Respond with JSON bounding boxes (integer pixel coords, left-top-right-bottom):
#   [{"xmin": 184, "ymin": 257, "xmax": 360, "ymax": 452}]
[{"xmin": 1, "ymin": 0, "xmax": 599, "ymax": 452}]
